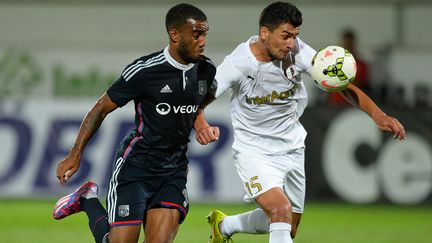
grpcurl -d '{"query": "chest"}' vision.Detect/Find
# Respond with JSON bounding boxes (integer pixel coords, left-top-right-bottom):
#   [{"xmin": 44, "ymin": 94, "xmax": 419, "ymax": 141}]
[
  {"xmin": 239, "ymin": 62, "xmax": 300, "ymax": 98},
  {"xmin": 142, "ymin": 67, "xmax": 209, "ymax": 105}
]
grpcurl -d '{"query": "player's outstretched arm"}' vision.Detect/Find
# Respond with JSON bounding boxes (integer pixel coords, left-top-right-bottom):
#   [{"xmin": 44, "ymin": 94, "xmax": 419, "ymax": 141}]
[
  {"xmin": 194, "ymin": 94, "xmax": 219, "ymax": 145},
  {"xmin": 56, "ymin": 93, "xmax": 118, "ymax": 184},
  {"xmin": 340, "ymin": 84, "xmax": 406, "ymax": 140}
]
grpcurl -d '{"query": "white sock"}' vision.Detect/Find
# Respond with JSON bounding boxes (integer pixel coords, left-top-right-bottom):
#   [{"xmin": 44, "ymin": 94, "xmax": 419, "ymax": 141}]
[
  {"xmin": 269, "ymin": 222, "xmax": 293, "ymax": 243},
  {"xmin": 220, "ymin": 208, "xmax": 269, "ymax": 237}
]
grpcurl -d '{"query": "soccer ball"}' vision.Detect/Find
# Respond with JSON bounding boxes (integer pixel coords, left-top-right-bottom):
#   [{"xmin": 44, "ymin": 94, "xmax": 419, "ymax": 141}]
[{"xmin": 311, "ymin": 45, "xmax": 357, "ymax": 92}]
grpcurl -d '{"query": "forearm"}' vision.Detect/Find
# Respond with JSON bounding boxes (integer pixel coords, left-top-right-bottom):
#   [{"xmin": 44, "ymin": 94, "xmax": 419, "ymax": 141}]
[
  {"xmin": 70, "ymin": 97, "xmax": 112, "ymax": 156},
  {"xmin": 341, "ymin": 84, "xmax": 385, "ymax": 120},
  {"xmin": 199, "ymin": 93, "xmax": 216, "ymax": 110},
  {"xmin": 194, "ymin": 93, "xmax": 216, "ymax": 131}
]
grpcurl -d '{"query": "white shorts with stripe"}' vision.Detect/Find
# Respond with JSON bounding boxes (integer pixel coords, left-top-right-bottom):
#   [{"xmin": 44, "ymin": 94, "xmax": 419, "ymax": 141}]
[{"xmin": 233, "ymin": 147, "xmax": 306, "ymax": 213}]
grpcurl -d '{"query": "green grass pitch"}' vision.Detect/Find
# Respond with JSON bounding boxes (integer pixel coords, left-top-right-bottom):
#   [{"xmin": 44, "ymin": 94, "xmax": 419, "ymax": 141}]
[{"xmin": 1, "ymin": 200, "xmax": 431, "ymax": 243}]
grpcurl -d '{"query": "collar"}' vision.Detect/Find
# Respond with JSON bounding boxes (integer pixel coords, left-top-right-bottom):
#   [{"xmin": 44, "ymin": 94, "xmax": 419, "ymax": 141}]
[
  {"xmin": 163, "ymin": 46, "xmax": 195, "ymax": 71},
  {"xmin": 246, "ymin": 35, "xmax": 259, "ymax": 61}
]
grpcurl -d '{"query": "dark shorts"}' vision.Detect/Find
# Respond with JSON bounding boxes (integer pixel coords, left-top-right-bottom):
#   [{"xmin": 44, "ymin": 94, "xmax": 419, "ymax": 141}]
[{"xmin": 106, "ymin": 157, "xmax": 189, "ymax": 227}]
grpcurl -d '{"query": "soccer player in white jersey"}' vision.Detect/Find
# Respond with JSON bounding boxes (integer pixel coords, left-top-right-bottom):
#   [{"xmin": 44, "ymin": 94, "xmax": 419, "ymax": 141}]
[{"xmin": 194, "ymin": 2, "xmax": 406, "ymax": 243}]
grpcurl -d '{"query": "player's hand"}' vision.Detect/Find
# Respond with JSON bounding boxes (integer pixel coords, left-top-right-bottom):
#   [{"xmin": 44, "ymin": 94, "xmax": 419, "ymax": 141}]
[
  {"xmin": 194, "ymin": 108, "xmax": 219, "ymax": 145},
  {"xmin": 196, "ymin": 126, "xmax": 220, "ymax": 145},
  {"xmin": 56, "ymin": 155, "xmax": 80, "ymax": 185},
  {"xmin": 373, "ymin": 113, "xmax": 406, "ymax": 140}
]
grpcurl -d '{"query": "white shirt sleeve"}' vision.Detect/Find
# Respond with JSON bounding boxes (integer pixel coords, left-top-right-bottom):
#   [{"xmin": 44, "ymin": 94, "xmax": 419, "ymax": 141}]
[
  {"xmin": 214, "ymin": 57, "xmax": 243, "ymax": 98},
  {"xmin": 297, "ymin": 39, "xmax": 317, "ymax": 76}
]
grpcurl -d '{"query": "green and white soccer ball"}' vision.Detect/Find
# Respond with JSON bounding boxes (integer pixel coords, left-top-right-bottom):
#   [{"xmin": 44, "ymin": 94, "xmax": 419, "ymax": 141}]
[{"xmin": 311, "ymin": 45, "xmax": 357, "ymax": 92}]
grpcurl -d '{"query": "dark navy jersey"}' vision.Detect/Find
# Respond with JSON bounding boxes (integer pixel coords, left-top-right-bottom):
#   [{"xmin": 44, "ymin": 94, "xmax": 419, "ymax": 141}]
[{"xmin": 107, "ymin": 47, "xmax": 216, "ymax": 173}]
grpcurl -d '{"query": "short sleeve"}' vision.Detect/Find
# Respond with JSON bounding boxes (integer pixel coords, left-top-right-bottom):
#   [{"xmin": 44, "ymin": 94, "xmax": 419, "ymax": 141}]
[
  {"xmin": 106, "ymin": 63, "xmax": 146, "ymax": 107},
  {"xmin": 214, "ymin": 57, "xmax": 242, "ymax": 98},
  {"xmin": 201, "ymin": 57, "xmax": 218, "ymax": 97},
  {"xmin": 296, "ymin": 38, "xmax": 317, "ymax": 76}
]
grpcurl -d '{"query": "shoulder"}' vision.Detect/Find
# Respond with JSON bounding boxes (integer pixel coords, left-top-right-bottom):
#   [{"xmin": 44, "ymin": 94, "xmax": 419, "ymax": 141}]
[
  {"xmin": 127, "ymin": 50, "xmax": 165, "ymax": 67},
  {"xmin": 295, "ymin": 37, "xmax": 317, "ymax": 57},
  {"xmin": 200, "ymin": 55, "xmax": 216, "ymax": 69},
  {"xmin": 293, "ymin": 37, "xmax": 317, "ymax": 71},
  {"xmin": 121, "ymin": 50, "xmax": 166, "ymax": 81},
  {"xmin": 219, "ymin": 39, "xmax": 254, "ymax": 75},
  {"xmin": 198, "ymin": 56, "xmax": 217, "ymax": 76},
  {"xmin": 226, "ymin": 41, "xmax": 251, "ymax": 62}
]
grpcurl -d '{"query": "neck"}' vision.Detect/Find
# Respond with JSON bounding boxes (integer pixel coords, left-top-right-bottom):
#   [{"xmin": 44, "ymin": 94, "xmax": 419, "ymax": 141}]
[
  {"xmin": 250, "ymin": 41, "xmax": 272, "ymax": 62},
  {"xmin": 168, "ymin": 45, "xmax": 187, "ymax": 65}
]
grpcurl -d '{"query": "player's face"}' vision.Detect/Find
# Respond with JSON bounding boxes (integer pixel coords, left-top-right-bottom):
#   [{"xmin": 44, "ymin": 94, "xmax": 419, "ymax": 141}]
[
  {"xmin": 263, "ymin": 22, "xmax": 300, "ymax": 61},
  {"xmin": 177, "ymin": 18, "xmax": 209, "ymax": 63}
]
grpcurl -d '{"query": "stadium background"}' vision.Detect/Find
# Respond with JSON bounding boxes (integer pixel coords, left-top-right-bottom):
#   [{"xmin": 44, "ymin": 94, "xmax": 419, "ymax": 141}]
[{"xmin": 1, "ymin": 0, "xmax": 431, "ymax": 242}]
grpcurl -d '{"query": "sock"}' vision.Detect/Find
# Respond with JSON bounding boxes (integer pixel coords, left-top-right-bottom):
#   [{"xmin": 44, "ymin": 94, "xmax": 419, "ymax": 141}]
[
  {"xmin": 79, "ymin": 198, "xmax": 110, "ymax": 243},
  {"xmin": 220, "ymin": 208, "xmax": 269, "ymax": 237},
  {"xmin": 269, "ymin": 222, "xmax": 293, "ymax": 243}
]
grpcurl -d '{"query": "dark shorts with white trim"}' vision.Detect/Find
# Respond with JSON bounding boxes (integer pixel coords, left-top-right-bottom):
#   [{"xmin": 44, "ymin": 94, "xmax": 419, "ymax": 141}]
[{"xmin": 107, "ymin": 157, "xmax": 189, "ymax": 227}]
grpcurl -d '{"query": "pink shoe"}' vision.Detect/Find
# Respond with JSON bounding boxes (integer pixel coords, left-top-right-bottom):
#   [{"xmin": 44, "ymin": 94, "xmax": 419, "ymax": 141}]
[{"xmin": 53, "ymin": 181, "xmax": 98, "ymax": 220}]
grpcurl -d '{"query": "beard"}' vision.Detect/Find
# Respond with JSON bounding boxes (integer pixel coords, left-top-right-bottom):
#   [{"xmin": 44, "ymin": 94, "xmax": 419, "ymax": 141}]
[
  {"xmin": 268, "ymin": 48, "xmax": 287, "ymax": 61},
  {"xmin": 178, "ymin": 40, "xmax": 201, "ymax": 63},
  {"xmin": 268, "ymin": 51, "xmax": 279, "ymax": 61}
]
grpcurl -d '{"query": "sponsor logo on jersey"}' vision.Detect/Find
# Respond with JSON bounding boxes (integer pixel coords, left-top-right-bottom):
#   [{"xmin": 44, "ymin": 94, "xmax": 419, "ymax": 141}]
[
  {"xmin": 155, "ymin": 103, "xmax": 199, "ymax": 115},
  {"xmin": 155, "ymin": 103, "xmax": 171, "ymax": 115},
  {"xmin": 160, "ymin": 84, "xmax": 172, "ymax": 93},
  {"xmin": 245, "ymin": 86, "xmax": 298, "ymax": 105}
]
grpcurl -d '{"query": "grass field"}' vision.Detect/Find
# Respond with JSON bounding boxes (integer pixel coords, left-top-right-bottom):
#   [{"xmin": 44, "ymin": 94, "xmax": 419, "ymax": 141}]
[{"xmin": 1, "ymin": 200, "xmax": 431, "ymax": 243}]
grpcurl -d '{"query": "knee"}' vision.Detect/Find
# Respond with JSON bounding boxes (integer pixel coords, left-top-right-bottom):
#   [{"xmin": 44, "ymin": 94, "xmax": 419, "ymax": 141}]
[
  {"xmin": 268, "ymin": 204, "xmax": 292, "ymax": 222},
  {"xmin": 145, "ymin": 231, "xmax": 176, "ymax": 243}
]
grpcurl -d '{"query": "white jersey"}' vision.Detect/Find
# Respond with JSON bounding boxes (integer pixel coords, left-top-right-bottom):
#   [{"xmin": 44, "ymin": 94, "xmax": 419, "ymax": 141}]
[{"xmin": 214, "ymin": 36, "xmax": 316, "ymax": 154}]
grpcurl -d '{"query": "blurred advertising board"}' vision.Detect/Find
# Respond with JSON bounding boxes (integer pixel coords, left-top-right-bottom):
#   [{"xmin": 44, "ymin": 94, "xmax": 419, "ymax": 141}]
[{"xmin": 0, "ymin": 101, "xmax": 431, "ymax": 205}]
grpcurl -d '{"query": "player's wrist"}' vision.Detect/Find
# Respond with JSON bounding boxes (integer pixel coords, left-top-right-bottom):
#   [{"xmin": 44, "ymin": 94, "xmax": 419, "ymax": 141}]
[
  {"xmin": 69, "ymin": 146, "xmax": 82, "ymax": 158},
  {"xmin": 370, "ymin": 109, "xmax": 386, "ymax": 121}
]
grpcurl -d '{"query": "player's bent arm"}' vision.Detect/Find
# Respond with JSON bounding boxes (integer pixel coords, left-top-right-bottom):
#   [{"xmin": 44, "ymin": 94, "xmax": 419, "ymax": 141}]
[
  {"xmin": 194, "ymin": 93, "xmax": 219, "ymax": 145},
  {"xmin": 56, "ymin": 93, "xmax": 118, "ymax": 184},
  {"xmin": 194, "ymin": 57, "xmax": 240, "ymax": 145},
  {"xmin": 340, "ymin": 84, "xmax": 382, "ymax": 117},
  {"xmin": 70, "ymin": 92, "xmax": 118, "ymax": 155},
  {"xmin": 340, "ymin": 84, "xmax": 406, "ymax": 140}
]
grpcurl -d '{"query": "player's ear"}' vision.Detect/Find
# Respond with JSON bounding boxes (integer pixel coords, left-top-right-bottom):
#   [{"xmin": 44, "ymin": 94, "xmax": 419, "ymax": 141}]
[
  {"xmin": 259, "ymin": 26, "xmax": 269, "ymax": 41},
  {"xmin": 169, "ymin": 29, "xmax": 179, "ymax": 43}
]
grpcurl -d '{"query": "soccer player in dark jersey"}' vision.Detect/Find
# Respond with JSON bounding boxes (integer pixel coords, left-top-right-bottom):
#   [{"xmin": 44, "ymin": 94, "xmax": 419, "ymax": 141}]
[{"xmin": 52, "ymin": 3, "xmax": 219, "ymax": 243}]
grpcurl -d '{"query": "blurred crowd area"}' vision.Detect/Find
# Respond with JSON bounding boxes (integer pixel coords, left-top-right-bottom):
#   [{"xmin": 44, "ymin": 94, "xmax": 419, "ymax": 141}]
[{"xmin": 0, "ymin": 0, "xmax": 431, "ymax": 109}]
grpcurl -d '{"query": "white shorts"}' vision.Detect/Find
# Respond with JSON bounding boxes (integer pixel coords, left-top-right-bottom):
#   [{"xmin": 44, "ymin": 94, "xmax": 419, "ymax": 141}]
[{"xmin": 233, "ymin": 147, "xmax": 305, "ymax": 213}]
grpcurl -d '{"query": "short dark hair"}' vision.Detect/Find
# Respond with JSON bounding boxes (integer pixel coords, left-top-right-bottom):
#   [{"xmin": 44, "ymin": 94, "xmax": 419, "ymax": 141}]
[
  {"xmin": 259, "ymin": 2, "xmax": 302, "ymax": 31},
  {"xmin": 165, "ymin": 3, "xmax": 207, "ymax": 31}
]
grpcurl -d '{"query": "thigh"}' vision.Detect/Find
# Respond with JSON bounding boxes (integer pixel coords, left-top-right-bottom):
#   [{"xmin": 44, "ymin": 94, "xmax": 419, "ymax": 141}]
[
  {"xmin": 233, "ymin": 150, "xmax": 286, "ymax": 201},
  {"xmin": 147, "ymin": 169, "xmax": 189, "ymax": 224},
  {"xmin": 283, "ymin": 147, "xmax": 306, "ymax": 213},
  {"xmin": 109, "ymin": 225, "xmax": 141, "ymax": 243},
  {"xmin": 144, "ymin": 170, "xmax": 188, "ymax": 243},
  {"xmin": 107, "ymin": 160, "xmax": 151, "ymax": 226},
  {"xmin": 144, "ymin": 208, "xmax": 180, "ymax": 243}
]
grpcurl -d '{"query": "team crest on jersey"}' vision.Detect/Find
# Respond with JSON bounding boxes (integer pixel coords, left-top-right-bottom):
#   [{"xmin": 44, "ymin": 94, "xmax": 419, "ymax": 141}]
[
  {"xmin": 285, "ymin": 65, "xmax": 298, "ymax": 80},
  {"xmin": 118, "ymin": 205, "xmax": 129, "ymax": 217},
  {"xmin": 198, "ymin": 80, "xmax": 207, "ymax": 95}
]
